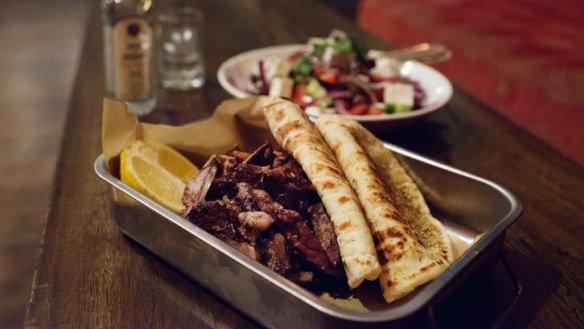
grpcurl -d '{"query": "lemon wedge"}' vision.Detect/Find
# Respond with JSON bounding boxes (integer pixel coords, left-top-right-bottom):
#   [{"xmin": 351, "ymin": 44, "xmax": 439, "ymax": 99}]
[{"xmin": 120, "ymin": 140, "xmax": 199, "ymax": 213}]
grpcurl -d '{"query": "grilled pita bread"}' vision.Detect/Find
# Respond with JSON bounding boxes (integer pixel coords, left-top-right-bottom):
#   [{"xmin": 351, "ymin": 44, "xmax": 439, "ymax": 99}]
[
  {"xmin": 316, "ymin": 115, "xmax": 453, "ymax": 303},
  {"xmin": 263, "ymin": 98, "xmax": 381, "ymax": 288}
]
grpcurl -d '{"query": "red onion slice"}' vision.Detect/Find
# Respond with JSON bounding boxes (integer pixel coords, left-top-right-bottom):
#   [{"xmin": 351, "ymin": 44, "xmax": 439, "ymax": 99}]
[
  {"xmin": 334, "ymin": 99, "xmax": 349, "ymax": 115},
  {"xmin": 339, "ymin": 76, "xmax": 378, "ymax": 103},
  {"xmin": 258, "ymin": 60, "xmax": 270, "ymax": 95}
]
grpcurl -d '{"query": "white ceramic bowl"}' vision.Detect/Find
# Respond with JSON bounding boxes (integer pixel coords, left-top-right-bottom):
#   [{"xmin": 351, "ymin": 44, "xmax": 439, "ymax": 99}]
[{"xmin": 217, "ymin": 44, "xmax": 452, "ymax": 131}]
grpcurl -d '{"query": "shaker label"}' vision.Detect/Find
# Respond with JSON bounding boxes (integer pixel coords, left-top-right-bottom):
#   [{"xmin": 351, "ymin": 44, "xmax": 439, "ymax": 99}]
[{"xmin": 113, "ymin": 18, "xmax": 152, "ymax": 100}]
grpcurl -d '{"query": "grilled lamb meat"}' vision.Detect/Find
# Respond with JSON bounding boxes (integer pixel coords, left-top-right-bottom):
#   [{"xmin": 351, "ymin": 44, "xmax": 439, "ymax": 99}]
[
  {"xmin": 228, "ymin": 163, "xmax": 269, "ymax": 189},
  {"xmin": 263, "ymin": 233, "xmax": 292, "ymax": 274},
  {"xmin": 207, "ymin": 177, "xmax": 236, "ymax": 200},
  {"xmin": 182, "ymin": 162, "xmax": 218, "ymax": 215},
  {"xmin": 287, "ymin": 221, "xmax": 336, "ymax": 276},
  {"xmin": 263, "ymin": 166, "xmax": 316, "ymax": 213},
  {"xmin": 242, "ymin": 142, "xmax": 272, "ymax": 165},
  {"xmin": 224, "ymin": 238, "xmax": 260, "ymax": 261},
  {"xmin": 185, "ymin": 200, "xmax": 237, "ymax": 240},
  {"xmin": 309, "ymin": 203, "xmax": 341, "ymax": 267},
  {"xmin": 183, "ymin": 144, "xmax": 344, "ymax": 286},
  {"xmin": 235, "ymin": 182, "xmax": 302, "ymax": 224}
]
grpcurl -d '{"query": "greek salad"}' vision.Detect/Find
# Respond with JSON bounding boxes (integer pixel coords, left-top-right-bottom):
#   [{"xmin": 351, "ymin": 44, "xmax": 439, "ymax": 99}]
[{"xmin": 249, "ymin": 30, "xmax": 426, "ymax": 116}]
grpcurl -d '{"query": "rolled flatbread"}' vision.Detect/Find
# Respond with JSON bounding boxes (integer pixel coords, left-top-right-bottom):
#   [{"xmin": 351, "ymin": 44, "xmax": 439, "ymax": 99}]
[
  {"xmin": 263, "ymin": 98, "xmax": 381, "ymax": 288},
  {"xmin": 316, "ymin": 115, "xmax": 453, "ymax": 303}
]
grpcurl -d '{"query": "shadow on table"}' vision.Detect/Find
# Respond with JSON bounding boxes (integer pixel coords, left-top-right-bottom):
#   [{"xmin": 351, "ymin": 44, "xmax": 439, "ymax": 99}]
[
  {"xmin": 429, "ymin": 246, "xmax": 561, "ymax": 329},
  {"xmin": 498, "ymin": 246, "xmax": 562, "ymax": 329},
  {"xmin": 376, "ymin": 117, "xmax": 453, "ymax": 165}
]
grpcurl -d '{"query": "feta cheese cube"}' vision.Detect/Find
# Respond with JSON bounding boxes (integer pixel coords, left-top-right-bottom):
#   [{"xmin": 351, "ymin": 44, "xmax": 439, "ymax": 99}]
[
  {"xmin": 371, "ymin": 57, "xmax": 401, "ymax": 78},
  {"xmin": 383, "ymin": 82, "xmax": 415, "ymax": 107},
  {"xmin": 269, "ymin": 77, "xmax": 294, "ymax": 98},
  {"xmin": 264, "ymin": 58, "xmax": 291, "ymax": 79}
]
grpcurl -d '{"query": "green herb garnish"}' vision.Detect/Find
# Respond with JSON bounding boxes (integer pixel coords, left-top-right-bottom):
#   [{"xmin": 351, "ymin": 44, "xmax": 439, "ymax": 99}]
[
  {"xmin": 290, "ymin": 57, "xmax": 313, "ymax": 80},
  {"xmin": 333, "ymin": 37, "xmax": 354, "ymax": 54},
  {"xmin": 312, "ymin": 43, "xmax": 328, "ymax": 58}
]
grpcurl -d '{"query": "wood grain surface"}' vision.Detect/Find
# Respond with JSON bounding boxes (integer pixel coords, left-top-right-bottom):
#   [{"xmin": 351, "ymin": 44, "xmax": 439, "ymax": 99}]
[
  {"xmin": 25, "ymin": 0, "xmax": 584, "ymax": 328},
  {"xmin": 0, "ymin": 0, "xmax": 90, "ymax": 327}
]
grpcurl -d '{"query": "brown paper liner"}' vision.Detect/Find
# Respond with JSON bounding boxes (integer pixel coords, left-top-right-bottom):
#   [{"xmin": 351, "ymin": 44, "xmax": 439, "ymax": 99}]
[{"xmin": 102, "ymin": 96, "xmax": 274, "ymax": 176}]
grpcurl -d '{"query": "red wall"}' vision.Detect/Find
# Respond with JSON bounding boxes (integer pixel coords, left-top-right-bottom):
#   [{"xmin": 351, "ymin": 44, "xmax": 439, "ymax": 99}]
[{"xmin": 358, "ymin": 0, "xmax": 584, "ymax": 167}]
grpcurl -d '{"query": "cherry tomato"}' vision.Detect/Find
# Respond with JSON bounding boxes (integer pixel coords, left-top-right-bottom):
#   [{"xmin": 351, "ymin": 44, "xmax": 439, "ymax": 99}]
[
  {"xmin": 370, "ymin": 74, "xmax": 389, "ymax": 83},
  {"xmin": 348, "ymin": 103, "xmax": 369, "ymax": 115},
  {"xmin": 287, "ymin": 52, "xmax": 302, "ymax": 63},
  {"xmin": 367, "ymin": 104, "xmax": 384, "ymax": 115},
  {"xmin": 314, "ymin": 67, "xmax": 340, "ymax": 85},
  {"xmin": 292, "ymin": 84, "xmax": 311, "ymax": 108}
]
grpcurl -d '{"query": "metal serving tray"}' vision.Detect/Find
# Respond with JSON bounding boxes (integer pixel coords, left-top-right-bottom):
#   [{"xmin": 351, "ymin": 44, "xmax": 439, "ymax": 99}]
[{"xmin": 94, "ymin": 143, "xmax": 522, "ymax": 328}]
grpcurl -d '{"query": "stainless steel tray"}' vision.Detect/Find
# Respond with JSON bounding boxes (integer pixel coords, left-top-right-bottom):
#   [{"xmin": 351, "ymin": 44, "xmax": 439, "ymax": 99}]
[{"xmin": 94, "ymin": 143, "xmax": 522, "ymax": 328}]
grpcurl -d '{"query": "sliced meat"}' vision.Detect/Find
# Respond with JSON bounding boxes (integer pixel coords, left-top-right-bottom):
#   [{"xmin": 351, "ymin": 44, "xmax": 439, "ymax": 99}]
[
  {"xmin": 214, "ymin": 154, "xmax": 238, "ymax": 166},
  {"xmin": 206, "ymin": 177, "xmax": 236, "ymax": 200},
  {"xmin": 263, "ymin": 233, "xmax": 292, "ymax": 274},
  {"xmin": 267, "ymin": 155, "xmax": 314, "ymax": 192},
  {"xmin": 263, "ymin": 164, "xmax": 317, "ymax": 213},
  {"xmin": 238, "ymin": 225, "xmax": 259, "ymax": 244},
  {"xmin": 228, "ymin": 143, "xmax": 273, "ymax": 166},
  {"xmin": 185, "ymin": 200, "xmax": 237, "ymax": 240},
  {"xmin": 228, "ymin": 150, "xmax": 252, "ymax": 162},
  {"xmin": 221, "ymin": 195, "xmax": 241, "ymax": 217},
  {"xmin": 182, "ymin": 144, "xmax": 348, "ymax": 289},
  {"xmin": 228, "ymin": 163, "xmax": 269, "ymax": 189},
  {"xmin": 234, "ymin": 183, "xmax": 258, "ymax": 212},
  {"xmin": 235, "ymin": 182, "xmax": 302, "ymax": 224},
  {"xmin": 182, "ymin": 161, "xmax": 218, "ymax": 216},
  {"xmin": 268, "ymin": 188, "xmax": 313, "ymax": 216},
  {"xmin": 224, "ymin": 238, "xmax": 260, "ymax": 261},
  {"xmin": 288, "ymin": 222, "xmax": 336, "ymax": 276},
  {"xmin": 242, "ymin": 142, "xmax": 272, "ymax": 165},
  {"xmin": 309, "ymin": 203, "xmax": 341, "ymax": 267},
  {"xmin": 262, "ymin": 144, "xmax": 275, "ymax": 165}
]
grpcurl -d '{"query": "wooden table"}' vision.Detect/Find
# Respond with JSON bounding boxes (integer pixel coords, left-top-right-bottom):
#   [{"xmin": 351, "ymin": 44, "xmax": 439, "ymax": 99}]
[{"xmin": 25, "ymin": 1, "xmax": 584, "ymax": 328}]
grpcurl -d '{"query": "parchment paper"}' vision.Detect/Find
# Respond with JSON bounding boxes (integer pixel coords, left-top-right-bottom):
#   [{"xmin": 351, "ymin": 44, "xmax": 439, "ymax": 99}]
[{"xmin": 102, "ymin": 96, "xmax": 274, "ymax": 176}]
